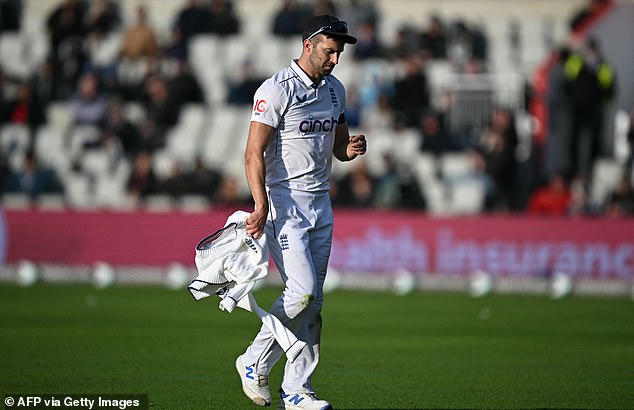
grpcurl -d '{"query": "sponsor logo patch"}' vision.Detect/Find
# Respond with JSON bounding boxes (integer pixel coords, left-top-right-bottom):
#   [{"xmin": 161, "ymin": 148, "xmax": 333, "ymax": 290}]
[
  {"xmin": 254, "ymin": 99, "xmax": 267, "ymax": 113},
  {"xmin": 298, "ymin": 116, "xmax": 338, "ymax": 133}
]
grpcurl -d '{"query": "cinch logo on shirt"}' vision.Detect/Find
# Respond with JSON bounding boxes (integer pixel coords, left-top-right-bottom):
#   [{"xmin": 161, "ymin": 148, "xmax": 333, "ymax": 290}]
[
  {"xmin": 254, "ymin": 99, "xmax": 267, "ymax": 113},
  {"xmin": 298, "ymin": 116, "xmax": 338, "ymax": 133}
]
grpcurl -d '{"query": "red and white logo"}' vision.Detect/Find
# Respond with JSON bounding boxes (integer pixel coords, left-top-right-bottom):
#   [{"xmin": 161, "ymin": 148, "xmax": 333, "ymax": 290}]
[{"xmin": 254, "ymin": 99, "xmax": 267, "ymax": 113}]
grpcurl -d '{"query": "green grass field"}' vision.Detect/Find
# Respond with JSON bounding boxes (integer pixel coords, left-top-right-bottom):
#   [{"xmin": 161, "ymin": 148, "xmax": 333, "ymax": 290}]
[{"xmin": 1, "ymin": 284, "xmax": 633, "ymax": 409}]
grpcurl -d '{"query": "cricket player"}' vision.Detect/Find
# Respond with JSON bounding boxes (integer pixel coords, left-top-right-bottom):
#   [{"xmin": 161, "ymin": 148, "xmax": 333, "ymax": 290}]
[{"xmin": 236, "ymin": 15, "xmax": 367, "ymax": 410}]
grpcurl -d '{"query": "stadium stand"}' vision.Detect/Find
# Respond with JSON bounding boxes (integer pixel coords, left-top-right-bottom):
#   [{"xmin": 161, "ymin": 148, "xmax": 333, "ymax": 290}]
[{"xmin": 1, "ymin": 0, "xmax": 632, "ymax": 217}]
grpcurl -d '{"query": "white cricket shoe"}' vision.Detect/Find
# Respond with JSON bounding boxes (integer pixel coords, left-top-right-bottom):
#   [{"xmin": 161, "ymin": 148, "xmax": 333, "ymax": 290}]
[
  {"xmin": 278, "ymin": 391, "xmax": 332, "ymax": 410},
  {"xmin": 235, "ymin": 355, "xmax": 271, "ymax": 406}
]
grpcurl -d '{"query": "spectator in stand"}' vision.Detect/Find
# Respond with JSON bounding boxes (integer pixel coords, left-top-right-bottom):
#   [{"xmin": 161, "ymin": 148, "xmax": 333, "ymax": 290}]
[
  {"xmin": 386, "ymin": 25, "xmax": 419, "ymax": 61},
  {"xmin": 527, "ymin": 173, "xmax": 572, "ymax": 216},
  {"xmin": 207, "ymin": 0, "xmax": 240, "ymax": 36},
  {"xmin": 127, "ymin": 150, "xmax": 158, "ymax": 200},
  {"xmin": 344, "ymin": 86, "xmax": 362, "ymax": 128},
  {"xmin": 353, "ymin": 20, "xmax": 382, "ymax": 60},
  {"xmin": 446, "ymin": 19, "xmax": 472, "ymax": 68},
  {"xmin": 29, "ymin": 58, "xmax": 61, "ymax": 105},
  {"xmin": 156, "ymin": 159, "xmax": 221, "ymax": 202},
  {"xmin": 169, "ymin": 60, "xmax": 205, "ymax": 107},
  {"xmin": 136, "ymin": 119, "xmax": 165, "ymax": 153},
  {"xmin": 544, "ymin": 46, "xmax": 572, "ymax": 178},
  {"xmin": 469, "ymin": 107, "xmax": 519, "ymax": 210},
  {"xmin": 2, "ymin": 83, "xmax": 46, "ymax": 139},
  {"xmin": 0, "ymin": 145, "xmax": 9, "ymax": 192},
  {"xmin": 4, "ymin": 150, "xmax": 62, "ymax": 199},
  {"xmin": 100, "ymin": 100, "xmax": 141, "ymax": 157},
  {"xmin": 168, "ymin": 0, "xmax": 211, "ymax": 60},
  {"xmin": 213, "ymin": 174, "xmax": 249, "ymax": 206},
  {"xmin": 271, "ymin": 0, "xmax": 311, "ymax": 38},
  {"xmin": 361, "ymin": 91, "xmax": 393, "ymax": 131},
  {"xmin": 470, "ymin": 22, "xmax": 488, "ymax": 63},
  {"xmin": 569, "ymin": 0, "xmax": 612, "ymax": 32},
  {"xmin": 627, "ymin": 107, "xmax": 634, "ymax": 168},
  {"xmin": 188, "ymin": 157, "xmax": 222, "ymax": 200},
  {"xmin": 508, "ymin": 18, "xmax": 522, "ymax": 67},
  {"xmin": 373, "ymin": 152, "xmax": 425, "ymax": 209},
  {"xmin": 69, "ymin": 71, "xmax": 108, "ymax": 126},
  {"xmin": 391, "ymin": 56, "xmax": 430, "ymax": 128},
  {"xmin": 563, "ymin": 37, "xmax": 616, "ymax": 181},
  {"xmin": 0, "ymin": 72, "xmax": 7, "ymax": 119},
  {"xmin": 603, "ymin": 171, "xmax": 634, "ymax": 217},
  {"xmin": 46, "ymin": 0, "xmax": 86, "ymax": 57},
  {"xmin": 120, "ymin": 5, "xmax": 161, "ymax": 60},
  {"xmin": 226, "ymin": 59, "xmax": 266, "ymax": 106},
  {"xmin": 313, "ymin": 0, "xmax": 338, "ymax": 16},
  {"xmin": 419, "ymin": 15, "xmax": 447, "ymax": 60},
  {"xmin": 339, "ymin": 0, "xmax": 379, "ymax": 37},
  {"xmin": 419, "ymin": 110, "xmax": 458, "ymax": 156},
  {"xmin": 334, "ymin": 159, "xmax": 375, "ymax": 207},
  {"xmin": 85, "ymin": 0, "xmax": 121, "ymax": 43},
  {"xmin": 160, "ymin": 162, "xmax": 191, "ymax": 198},
  {"xmin": 0, "ymin": 0, "xmax": 22, "ymax": 32},
  {"xmin": 84, "ymin": 0, "xmax": 121, "ymax": 66},
  {"xmin": 45, "ymin": 0, "xmax": 88, "ymax": 99},
  {"xmin": 143, "ymin": 75, "xmax": 180, "ymax": 130}
]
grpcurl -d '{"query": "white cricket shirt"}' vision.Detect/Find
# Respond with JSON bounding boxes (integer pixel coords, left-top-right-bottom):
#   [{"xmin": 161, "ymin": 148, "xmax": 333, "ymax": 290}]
[{"xmin": 250, "ymin": 60, "xmax": 347, "ymax": 192}]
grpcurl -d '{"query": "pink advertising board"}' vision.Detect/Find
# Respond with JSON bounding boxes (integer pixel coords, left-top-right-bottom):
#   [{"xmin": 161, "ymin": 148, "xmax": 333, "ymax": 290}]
[{"xmin": 4, "ymin": 209, "xmax": 633, "ymax": 279}]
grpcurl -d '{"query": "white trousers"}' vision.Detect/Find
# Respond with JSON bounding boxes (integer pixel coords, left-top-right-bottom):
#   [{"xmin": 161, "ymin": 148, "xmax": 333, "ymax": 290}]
[{"xmin": 242, "ymin": 188, "xmax": 333, "ymax": 394}]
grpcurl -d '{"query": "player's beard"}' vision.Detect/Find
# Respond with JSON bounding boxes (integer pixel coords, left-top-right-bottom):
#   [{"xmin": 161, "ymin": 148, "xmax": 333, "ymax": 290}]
[
  {"xmin": 322, "ymin": 63, "xmax": 335, "ymax": 75},
  {"xmin": 308, "ymin": 53, "xmax": 335, "ymax": 78}
]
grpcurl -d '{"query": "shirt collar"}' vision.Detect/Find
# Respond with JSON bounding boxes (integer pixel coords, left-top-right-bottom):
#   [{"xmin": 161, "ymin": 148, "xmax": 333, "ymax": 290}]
[{"xmin": 290, "ymin": 60, "xmax": 326, "ymax": 89}]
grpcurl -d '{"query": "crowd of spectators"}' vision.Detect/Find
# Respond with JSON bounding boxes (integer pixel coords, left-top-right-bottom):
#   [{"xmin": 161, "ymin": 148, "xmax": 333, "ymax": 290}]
[{"xmin": 0, "ymin": 0, "xmax": 631, "ymax": 217}]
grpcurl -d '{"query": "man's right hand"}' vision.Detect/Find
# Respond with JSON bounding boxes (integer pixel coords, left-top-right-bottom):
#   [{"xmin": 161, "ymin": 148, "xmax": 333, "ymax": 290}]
[{"xmin": 246, "ymin": 205, "xmax": 268, "ymax": 239}]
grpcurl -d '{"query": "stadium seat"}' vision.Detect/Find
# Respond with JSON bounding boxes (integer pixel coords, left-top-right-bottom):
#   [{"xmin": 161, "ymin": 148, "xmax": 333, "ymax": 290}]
[
  {"xmin": 46, "ymin": 102, "xmax": 73, "ymax": 134},
  {"xmin": 613, "ymin": 109, "xmax": 631, "ymax": 163},
  {"xmin": 89, "ymin": 32, "xmax": 123, "ymax": 67},
  {"xmin": 164, "ymin": 104, "xmax": 207, "ymax": 166},
  {"xmin": 94, "ymin": 160, "xmax": 132, "ymax": 210},
  {"xmin": 412, "ymin": 152, "xmax": 438, "ymax": 186},
  {"xmin": 0, "ymin": 33, "xmax": 30, "ymax": 79},
  {"xmin": 439, "ymin": 152, "xmax": 476, "ymax": 180},
  {"xmin": 34, "ymin": 125, "xmax": 67, "ymax": 171},
  {"xmin": 81, "ymin": 150, "xmax": 111, "ymax": 178},
  {"xmin": 189, "ymin": 35, "xmax": 221, "ymax": 73},
  {"xmin": 390, "ymin": 127, "xmax": 422, "ymax": 166},
  {"xmin": 151, "ymin": 150, "xmax": 177, "ymax": 181},
  {"xmin": 590, "ymin": 159, "xmax": 623, "ymax": 208},
  {"xmin": 68, "ymin": 125, "xmax": 101, "ymax": 159},
  {"xmin": 200, "ymin": 106, "xmax": 250, "ymax": 170},
  {"xmin": 450, "ymin": 179, "xmax": 486, "ymax": 214},
  {"xmin": 425, "ymin": 60, "xmax": 455, "ymax": 109},
  {"xmin": 420, "ymin": 178, "xmax": 447, "ymax": 216},
  {"xmin": 122, "ymin": 102, "xmax": 146, "ymax": 126}
]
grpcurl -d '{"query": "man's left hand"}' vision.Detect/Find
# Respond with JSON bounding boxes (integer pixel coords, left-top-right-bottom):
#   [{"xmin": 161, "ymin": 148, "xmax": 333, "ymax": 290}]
[{"xmin": 347, "ymin": 134, "xmax": 367, "ymax": 159}]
